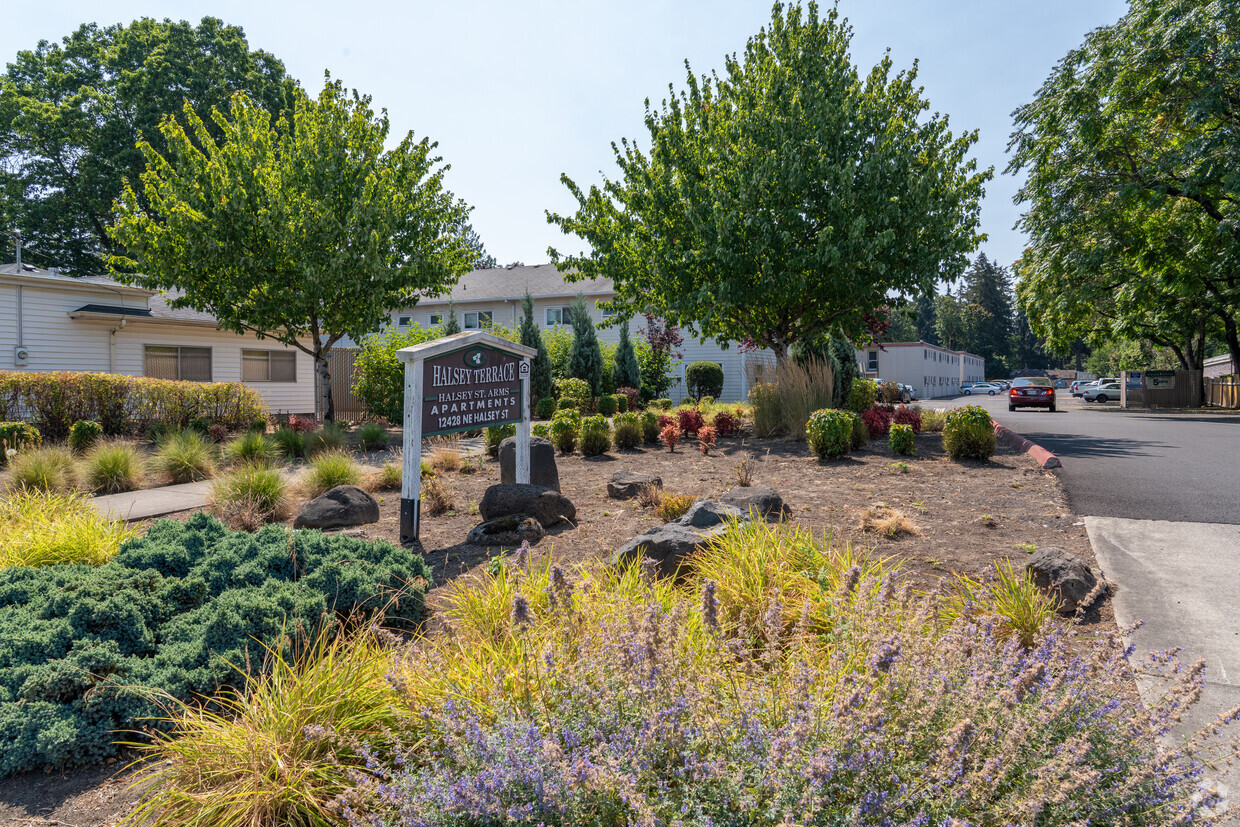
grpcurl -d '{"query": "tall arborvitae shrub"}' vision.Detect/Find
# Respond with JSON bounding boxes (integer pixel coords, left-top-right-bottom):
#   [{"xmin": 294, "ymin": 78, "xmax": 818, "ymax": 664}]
[
  {"xmin": 828, "ymin": 333, "xmax": 861, "ymax": 409},
  {"xmin": 442, "ymin": 301, "xmax": 461, "ymax": 335},
  {"xmin": 568, "ymin": 295, "xmax": 605, "ymax": 396},
  {"xmin": 520, "ymin": 293, "xmax": 554, "ymax": 408},
  {"xmin": 613, "ymin": 321, "xmax": 641, "ymax": 391}
]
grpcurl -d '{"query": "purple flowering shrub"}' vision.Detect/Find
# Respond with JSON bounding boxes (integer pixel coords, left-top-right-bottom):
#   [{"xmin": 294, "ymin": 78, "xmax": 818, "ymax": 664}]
[{"xmin": 333, "ymin": 529, "xmax": 1237, "ymax": 827}]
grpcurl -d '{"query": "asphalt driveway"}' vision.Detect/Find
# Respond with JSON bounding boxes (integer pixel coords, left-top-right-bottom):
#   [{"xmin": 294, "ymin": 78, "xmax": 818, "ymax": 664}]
[{"xmin": 936, "ymin": 392, "xmax": 1240, "ymax": 524}]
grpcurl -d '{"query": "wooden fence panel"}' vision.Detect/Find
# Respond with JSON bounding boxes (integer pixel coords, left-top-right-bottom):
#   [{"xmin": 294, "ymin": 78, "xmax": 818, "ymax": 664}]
[{"xmin": 1205, "ymin": 379, "xmax": 1240, "ymax": 409}]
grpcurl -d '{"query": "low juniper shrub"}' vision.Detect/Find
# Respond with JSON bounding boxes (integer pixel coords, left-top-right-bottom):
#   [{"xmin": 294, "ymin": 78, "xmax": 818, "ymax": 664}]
[
  {"xmin": 889, "ymin": 422, "xmax": 915, "ymax": 455},
  {"xmin": 944, "ymin": 404, "xmax": 996, "ymax": 461},
  {"xmin": 0, "ymin": 514, "xmax": 429, "ymax": 777},
  {"xmin": 806, "ymin": 408, "xmax": 856, "ymax": 460},
  {"xmin": 68, "ymin": 420, "xmax": 103, "ymax": 454}
]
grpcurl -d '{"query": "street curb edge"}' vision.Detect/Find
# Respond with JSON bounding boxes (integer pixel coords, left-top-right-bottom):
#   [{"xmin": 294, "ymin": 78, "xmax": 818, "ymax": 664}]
[{"xmin": 992, "ymin": 422, "xmax": 1063, "ymax": 469}]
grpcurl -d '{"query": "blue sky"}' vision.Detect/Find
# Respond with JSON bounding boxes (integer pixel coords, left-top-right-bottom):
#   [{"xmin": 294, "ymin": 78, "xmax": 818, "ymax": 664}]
[{"xmin": 3, "ymin": 1, "xmax": 1129, "ymax": 274}]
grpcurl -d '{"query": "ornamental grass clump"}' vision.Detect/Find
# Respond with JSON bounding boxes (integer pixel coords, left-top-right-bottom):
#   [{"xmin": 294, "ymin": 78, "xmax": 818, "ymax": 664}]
[
  {"xmin": 151, "ymin": 429, "xmax": 217, "ymax": 482},
  {"xmin": 7, "ymin": 445, "xmax": 78, "ymax": 493},
  {"xmin": 82, "ymin": 440, "xmax": 146, "ymax": 494},
  {"xmin": 306, "ymin": 422, "xmax": 347, "ymax": 456},
  {"xmin": 210, "ymin": 464, "xmax": 290, "ymax": 528},
  {"xmin": 806, "ymin": 408, "xmax": 856, "ymax": 459},
  {"xmin": 272, "ymin": 425, "xmax": 307, "ymax": 458},
  {"xmin": 920, "ymin": 407, "xmax": 948, "ymax": 432},
  {"xmin": 944, "ymin": 404, "xmax": 996, "ymax": 460},
  {"xmin": 304, "ymin": 450, "xmax": 363, "ymax": 498},
  {"xmin": 579, "ymin": 414, "xmax": 611, "ymax": 457},
  {"xmin": 0, "ymin": 490, "xmax": 136, "ymax": 568},
  {"xmin": 328, "ymin": 521, "xmax": 1233, "ymax": 827},
  {"xmin": 357, "ymin": 421, "xmax": 389, "ymax": 451},
  {"xmin": 223, "ymin": 430, "xmax": 279, "ymax": 467},
  {"xmin": 939, "ymin": 558, "xmax": 1062, "ymax": 649},
  {"xmin": 889, "ymin": 422, "xmax": 915, "ymax": 455}
]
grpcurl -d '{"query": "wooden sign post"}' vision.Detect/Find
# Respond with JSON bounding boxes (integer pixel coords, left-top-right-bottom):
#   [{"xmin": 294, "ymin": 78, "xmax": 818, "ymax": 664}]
[{"xmin": 396, "ymin": 331, "xmax": 536, "ymax": 545}]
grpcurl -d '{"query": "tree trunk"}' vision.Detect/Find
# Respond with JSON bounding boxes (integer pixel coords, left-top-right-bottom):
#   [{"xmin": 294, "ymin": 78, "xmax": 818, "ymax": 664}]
[
  {"xmin": 316, "ymin": 355, "xmax": 335, "ymax": 423},
  {"xmin": 1223, "ymin": 314, "xmax": 1240, "ymax": 379}
]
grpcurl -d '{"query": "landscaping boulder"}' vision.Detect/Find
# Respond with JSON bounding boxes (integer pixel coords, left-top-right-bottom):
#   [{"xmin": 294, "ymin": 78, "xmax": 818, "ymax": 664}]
[
  {"xmin": 610, "ymin": 500, "xmax": 749, "ymax": 578},
  {"xmin": 1026, "ymin": 546, "xmax": 1099, "ymax": 614},
  {"xmin": 479, "ymin": 483, "xmax": 576, "ymax": 528},
  {"xmin": 467, "ymin": 515, "xmax": 545, "ymax": 547},
  {"xmin": 673, "ymin": 500, "xmax": 744, "ymax": 529},
  {"xmin": 607, "ymin": 470, "xmax": 662, "ymax": 499},
  {"xmin": 499, "ymin": 436, "xmax": 560, "ymax": 492},
  {"xmin": 720, "ymin": 486, "xmax": 788, "ymax": 521},
  {"xmin": 293, "ymin": 485, "xmax": 379, "ymax": 530}
]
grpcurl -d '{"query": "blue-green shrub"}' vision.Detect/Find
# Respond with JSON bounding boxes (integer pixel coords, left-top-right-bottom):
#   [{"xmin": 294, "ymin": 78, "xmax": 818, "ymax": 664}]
[{"xmin": 0, "ymin": 514, "xmax": 429, "ymax": 777}]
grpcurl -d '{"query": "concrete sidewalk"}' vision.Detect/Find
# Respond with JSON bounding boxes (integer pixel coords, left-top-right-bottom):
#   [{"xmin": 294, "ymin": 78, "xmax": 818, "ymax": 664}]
[
  {"xmin": 1087, "ymin": 516, "xmax": 1240, "ymax": 819},
  {"xmin": 90, "ymin": 480, "xmax": 213, "ymax": 521}
]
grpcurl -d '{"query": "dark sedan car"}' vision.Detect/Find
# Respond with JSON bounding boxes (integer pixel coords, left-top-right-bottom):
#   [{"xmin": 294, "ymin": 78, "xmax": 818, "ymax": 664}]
[{"xmin": 1008, "ymin": 376, "xmax": 1056, "ymax": 412}]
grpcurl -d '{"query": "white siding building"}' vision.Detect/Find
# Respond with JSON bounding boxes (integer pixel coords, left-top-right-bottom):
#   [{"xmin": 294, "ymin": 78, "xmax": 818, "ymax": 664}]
[
  {"xmin": 1, "ymin": 263, "xmax": 317, "ymax": 416},
  {"xmin": 855, "ymin": 341, "xmax": 985, "ymax": 399},
  {"xmin": 389, "ymin": 264, "xmax": 758, "ymax": 403}
]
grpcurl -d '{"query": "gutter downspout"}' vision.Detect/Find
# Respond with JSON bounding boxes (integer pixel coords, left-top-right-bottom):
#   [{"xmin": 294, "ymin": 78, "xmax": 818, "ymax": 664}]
[{"xmin": 16, "ymin": 285, "xmax": 22, "ymax": 347}]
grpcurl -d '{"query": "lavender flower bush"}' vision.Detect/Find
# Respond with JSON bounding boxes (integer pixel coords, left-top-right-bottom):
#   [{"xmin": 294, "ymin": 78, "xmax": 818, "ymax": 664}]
[{"xmin": 335, "ymin": 534, "xmax": 1239, "ymax": 827}]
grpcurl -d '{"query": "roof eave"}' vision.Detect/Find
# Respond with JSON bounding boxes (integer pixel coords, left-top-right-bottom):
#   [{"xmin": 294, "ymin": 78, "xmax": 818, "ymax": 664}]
[{"xmin": 2, "ymin": 272, "xmax": 155, "ymax": 296}]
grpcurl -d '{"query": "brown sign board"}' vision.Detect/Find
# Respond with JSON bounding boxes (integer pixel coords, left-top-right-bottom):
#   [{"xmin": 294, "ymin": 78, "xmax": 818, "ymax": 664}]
[{"xmin": 421, "ymin": 344, "xmax": 524, "ymax": 436}]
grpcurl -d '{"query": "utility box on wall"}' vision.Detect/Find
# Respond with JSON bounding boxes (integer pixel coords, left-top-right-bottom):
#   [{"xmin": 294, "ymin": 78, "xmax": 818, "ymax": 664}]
[{"xmin": 13, "ymin": 346, "xmax": 29, "ymax": 366}]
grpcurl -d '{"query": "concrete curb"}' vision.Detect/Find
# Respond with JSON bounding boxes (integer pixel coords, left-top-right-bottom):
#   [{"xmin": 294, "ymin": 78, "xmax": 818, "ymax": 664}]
[{"xmin": 992, "ymin": 422, "xmax": 1062, "ymax": 469}]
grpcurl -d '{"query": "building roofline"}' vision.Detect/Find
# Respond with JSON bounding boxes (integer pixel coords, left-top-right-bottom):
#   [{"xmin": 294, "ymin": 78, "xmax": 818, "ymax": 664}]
[
  {"xmin": 868, "ymin": 340, "xmax": 984, "ymax": 360},
  {"xmin": 0, "ymin": 268, "xmax": 154, "ymax": 297}
]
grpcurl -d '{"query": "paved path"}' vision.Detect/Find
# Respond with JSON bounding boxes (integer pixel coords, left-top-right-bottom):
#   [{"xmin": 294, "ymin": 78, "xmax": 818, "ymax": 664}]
[{"xmin": 88, "ymin": 435, "xmax": 487, "ymax": 521}]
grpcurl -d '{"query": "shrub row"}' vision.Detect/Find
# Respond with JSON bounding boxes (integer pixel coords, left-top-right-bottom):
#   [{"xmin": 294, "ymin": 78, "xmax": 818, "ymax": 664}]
[
  {"xmin": 0, "ymin": 371, "xmax": 266, "ymax": 440},
  {"xmin": 0, "ymin": 514, "xmax": 430, "ymax": 777}
]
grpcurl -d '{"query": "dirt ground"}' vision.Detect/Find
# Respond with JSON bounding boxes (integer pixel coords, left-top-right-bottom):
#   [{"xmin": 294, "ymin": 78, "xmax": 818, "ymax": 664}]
[{"xmin": 0, "ymin": 428, "xmax": 1106, "ymax": 826}]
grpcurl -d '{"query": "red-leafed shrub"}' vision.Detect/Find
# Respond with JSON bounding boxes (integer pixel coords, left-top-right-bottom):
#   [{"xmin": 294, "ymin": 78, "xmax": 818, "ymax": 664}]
[
  {"xmin": 861, "ymin": 405, "xmax": 892, "ymax": 437},
  {"xmin": 287, "ymin": 414, "xmax": 318, "ymax": 433},
  {"xmin": 892, "ymin": 405, "xmax": 922, "ymax": 433},
  {"xmin": 660, "ymin": 422, "xmax": 682, "ymax": 452},
  {"xmin": 657, "ymin": 414, "xmax": 676, "ymax": 430},
  {"xmin": 712, "ymin": 410, "xmax": 740, "ymax": 437},
  {"xmin": 698, "ymin": 424, "xmax": 717, "ymax": 455},
  {"xmin": 676, "ymin": 407, "xmax": 705, "ymax": 436}
]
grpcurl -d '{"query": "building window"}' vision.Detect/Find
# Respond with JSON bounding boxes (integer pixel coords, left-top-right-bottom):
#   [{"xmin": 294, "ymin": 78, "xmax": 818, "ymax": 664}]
[
  {"xmin": 463, "ymin": 310, "xmax": 493, "ymax": 329},
  {"xmin": 429, "ymin": 313, "xmax": 443, "ymax": 326},
  {"xmin": 144, "ymin": 345, "xmax": 212, "ymax": 382},
  {"xmin": 600, "ymin": 307, "xmax": 616, "ymax": 319},
  {"xmin": 242, "ymin": 349, "xmax": 297, "ymax": 383},
  {"xmin": 545, "ymin": 306, "xmax": 572, "ymax": 326},
  {"xmin": 397, "ymin": 316, "xmax": 412, "ymax": 327},
  {"xmin": 867, "ymin": 351, "xmax": 879, "ymax": 371}
]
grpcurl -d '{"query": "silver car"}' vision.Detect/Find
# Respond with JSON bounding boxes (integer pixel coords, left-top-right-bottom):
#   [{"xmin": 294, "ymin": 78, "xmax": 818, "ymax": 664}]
[
  {"xmin": 962, "ymin": 382, "xmax": 1001, "ymax": 396},
  {"xmin": 1083, "ymin": 382, "xmax": 1122, "ymax": 403}
]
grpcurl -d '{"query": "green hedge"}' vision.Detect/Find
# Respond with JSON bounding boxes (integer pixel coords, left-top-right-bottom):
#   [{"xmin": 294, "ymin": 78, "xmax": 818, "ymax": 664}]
[
  {"xmin": 0, "ymin": 371, "xmax": 265, "ymax": 440},
  {"xmin": 0, "ymin": 514, "xmax": 430, "ymax": 777}
]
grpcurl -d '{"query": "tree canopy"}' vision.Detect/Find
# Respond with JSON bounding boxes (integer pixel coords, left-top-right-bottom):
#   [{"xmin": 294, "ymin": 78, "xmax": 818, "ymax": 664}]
[
  {"xmin": 0, "ymin": 16, "xmax": 296, "ymax": 274},
  {"xmin": 109, "ymin": 77, "xmax": 475, "ymax": 420},
  {"xmin": 1009, "ymin": 0, "xmax": 1240, "ymax": 373},
  {"xmin": 548, "ymin": 1, "xmax": 989, "ymax": 359}
]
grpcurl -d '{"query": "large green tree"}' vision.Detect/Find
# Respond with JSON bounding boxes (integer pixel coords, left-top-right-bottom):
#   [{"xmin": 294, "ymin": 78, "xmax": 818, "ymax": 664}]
[
  {"xmin": 959, "ymin": 253, "xmax": 1014, "ymax": 371},
  {"xmin": 548, "ymin": 1, "xmax": 989, "ymax": 360},
  {"xmin": 109, "ymin": 77, "xmax": 474, "ymax": 421},
  {"xmin": 0, "ymin": 17, "xmax": 296, "ymax": 274},
  {"xmin": 1009, "ymin": 0, "xmax": 1240, "ymax": 374}
]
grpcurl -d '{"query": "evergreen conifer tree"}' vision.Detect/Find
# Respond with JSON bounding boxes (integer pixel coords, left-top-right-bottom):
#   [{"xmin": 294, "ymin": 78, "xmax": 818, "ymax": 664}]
[
  {"xmin": 520, "ymin": 292, "xmax": 554, "ymax": 406},
  {"xmin": 613, "ymin": 321, "xmax": 641, "ymax": 390},
  {"xmin": 960, "ymin": 253, "xmax": 1014, "ymax": 371},
  {"xmin": 568, "ymin": 295, "xmax": 605, "ymax": 395},
  {"xmin": 443, "ymin": 301, "xmax": 461, "ymax": 334}
]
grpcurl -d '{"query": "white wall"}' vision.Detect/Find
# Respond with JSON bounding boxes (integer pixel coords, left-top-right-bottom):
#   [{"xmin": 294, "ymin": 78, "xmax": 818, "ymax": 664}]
[
  {"xmin": 856, "ymin": 344, "xmax": 985, "ymax": 399},
  {"xmin": 0, "ymin": 278, "xmax": 317, "ymax": 415},
  {"xmin": 111, "ymin": 324, "xmax": 317, "ymax": 415}
]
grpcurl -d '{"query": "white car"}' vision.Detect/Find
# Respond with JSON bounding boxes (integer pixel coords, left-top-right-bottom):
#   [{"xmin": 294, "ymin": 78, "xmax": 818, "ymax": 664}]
[
  {"xmin": 1083, "ymin": 382, "xmax": 1122, "ymax": 403},
  {"xmin": 962, "ymin": 382, "xmax": 1001, "ymax": 396}
]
